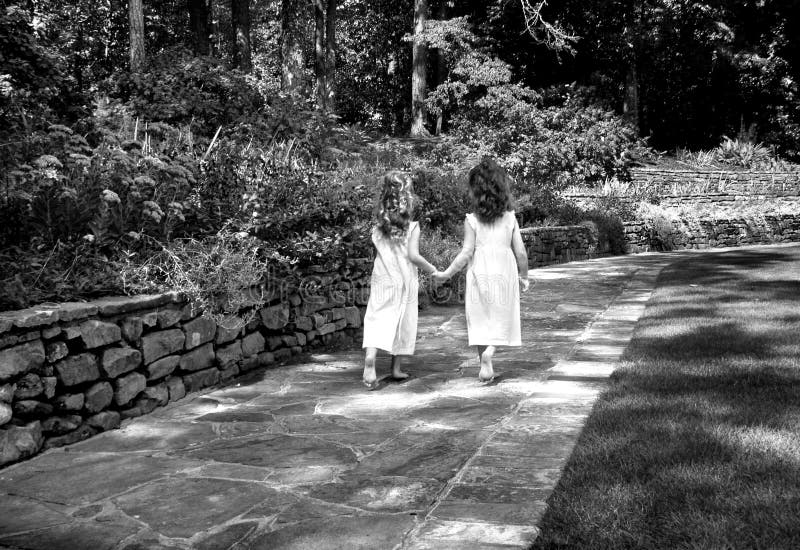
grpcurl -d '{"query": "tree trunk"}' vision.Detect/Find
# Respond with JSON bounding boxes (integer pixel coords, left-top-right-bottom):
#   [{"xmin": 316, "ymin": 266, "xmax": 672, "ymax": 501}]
[
  {"xmin": 623, "ymin": 63, "xmax": 639, "ymax": 135},
  {"xmin": 410, "ymin": 0, "xmax": 429, "ymax": 136},
  {"xmin": 314, "ymin": 1, "xmax": 326, "ymax": 107},
  {"xmin": 128, "ymin": 0, "xmax": 146, "ymax": 73},
  {"xmin": 434, "ymin": 0, "xmax": 447, "ymax": 135},
  {"xmin": 281, "ymin": 0, "xmax": 306, "ymax": 92},
  {"xmin": 324, "ymin": 0, "xmax": 336, "ymax": 111},
  {"xmin": 189, "ymin": 0, "xmax": 211, "ymax": 56},
  {"xmin": 231, "ymin": 0, "xmax": 252, "ymax": 72}
]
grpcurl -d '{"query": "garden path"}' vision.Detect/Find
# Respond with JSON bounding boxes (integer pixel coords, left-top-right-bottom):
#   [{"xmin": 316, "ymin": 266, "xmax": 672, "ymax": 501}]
[{"xmin": 0, "ymin": 249, "xmax": 708, "ymax": 550}]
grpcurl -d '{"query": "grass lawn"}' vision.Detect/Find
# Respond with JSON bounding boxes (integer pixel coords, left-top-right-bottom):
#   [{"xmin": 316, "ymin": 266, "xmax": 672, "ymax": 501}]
[{"xmin": 532, "ymin": 246, "xmax": 800, "ymax": 550}]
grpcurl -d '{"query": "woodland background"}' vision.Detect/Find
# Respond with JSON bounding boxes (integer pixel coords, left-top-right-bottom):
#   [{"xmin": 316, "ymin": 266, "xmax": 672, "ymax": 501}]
[{"xmin": 2, "ymin": 0, "xmax": 800, "ymax": 312}]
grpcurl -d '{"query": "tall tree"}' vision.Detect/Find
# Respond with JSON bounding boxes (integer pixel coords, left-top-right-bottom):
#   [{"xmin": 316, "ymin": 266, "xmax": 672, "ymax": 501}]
[
  {"xmin": 231, "ymin": 0, "xmax": 252, "ymax": 72},
  {"xmin": 281, "ymin": 0, "xmax": 306, "ymax": 92},
  {"xmin": 410, "ymin": 0, "xmax": 428, "ymax": 136},
  {"xmin": 189, "ymin": 0, "xmax": 211, "ymax": 56},
  {"xmin": 128, "ymin": 0, "xmax": 146, "ymax": 72},
  {"xmin": 314, "ymin": 0, "xmax": 337, "ymax": 110}
]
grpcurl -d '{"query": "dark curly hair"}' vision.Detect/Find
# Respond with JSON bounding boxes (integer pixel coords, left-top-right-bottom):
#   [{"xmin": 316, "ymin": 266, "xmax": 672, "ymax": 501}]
[
  {"xmin": 375, "ymin": 171, "xmax": 414, "ymax": 240},
  {"xmin": 468, "ymin": 158, "xmax": 514, "ymax": 224}
]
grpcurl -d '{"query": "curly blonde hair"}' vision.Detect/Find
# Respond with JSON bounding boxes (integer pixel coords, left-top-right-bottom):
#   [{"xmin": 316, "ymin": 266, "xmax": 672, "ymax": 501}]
[{"xmin": 375, "ymin": 171, "xmax": 414, "ymax": 240}]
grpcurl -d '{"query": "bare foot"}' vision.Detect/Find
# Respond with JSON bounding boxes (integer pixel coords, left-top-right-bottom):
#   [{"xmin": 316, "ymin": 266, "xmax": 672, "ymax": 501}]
[
  {"xmin": 391, "ymin": 356, "xmax": 409, "ymax": 380},
  {"xmin": 363, "ymin": 349, "xmax": 377, "ymax": 387},
  {"xmin": 478, "ymin": 346, "xmax": 495, "ymax": 382}
]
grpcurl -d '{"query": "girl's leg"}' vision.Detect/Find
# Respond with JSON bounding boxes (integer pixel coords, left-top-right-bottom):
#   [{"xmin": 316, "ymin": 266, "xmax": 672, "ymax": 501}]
[
  {"xmin": 363, "ymin": 347, "xmax": 378, "ymax": 386},
  {"xmin": 391, "ymin": 355, "xmax": 409, "ymax": 379},
  {"xmin": 477, "ymin": 345, "xmax": 496, "ymax": 382}
]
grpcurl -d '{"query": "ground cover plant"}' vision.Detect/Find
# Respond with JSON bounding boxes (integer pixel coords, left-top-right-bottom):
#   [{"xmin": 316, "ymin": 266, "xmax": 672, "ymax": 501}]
[{"xmin": 532, "ymin": 245, "xmax": 800, "ymax": 549}]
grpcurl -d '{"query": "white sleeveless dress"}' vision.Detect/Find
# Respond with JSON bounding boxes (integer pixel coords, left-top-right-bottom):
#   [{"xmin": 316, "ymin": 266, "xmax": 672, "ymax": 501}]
[
  {"xmin": 465, "ymin": 211, "xmax": 521, "ymax": 346},
  {"xmin": 361, "ymin": 222, "xmax": 419, "ymax": 355}
]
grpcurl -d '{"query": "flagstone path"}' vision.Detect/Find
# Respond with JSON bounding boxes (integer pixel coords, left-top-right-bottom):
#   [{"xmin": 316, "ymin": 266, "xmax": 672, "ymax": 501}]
[{"xmin": 0, "ymin": 250, "xmax": 694, "ymax": 550}]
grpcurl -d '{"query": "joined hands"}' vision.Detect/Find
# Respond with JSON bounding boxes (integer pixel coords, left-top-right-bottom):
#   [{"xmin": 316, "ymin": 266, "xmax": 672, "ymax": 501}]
[{"xmin": 431, "ymin": 270, "xmax": 448, "ymax": 284}]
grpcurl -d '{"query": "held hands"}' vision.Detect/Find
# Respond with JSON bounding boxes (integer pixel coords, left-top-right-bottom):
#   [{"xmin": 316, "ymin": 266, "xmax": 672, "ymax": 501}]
[
  {"xmin": 431, "ymin": 270, "xmax": 449, "ymax": 284},
  {"xmin": 519, "ymin": 277, "xmax": 531, "ymax": 292}
]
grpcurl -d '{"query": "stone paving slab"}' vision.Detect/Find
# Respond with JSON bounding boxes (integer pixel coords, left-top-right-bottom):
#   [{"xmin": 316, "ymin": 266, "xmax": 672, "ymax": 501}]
[{"xmin": 0, "ymin": 249, "xmax": 720, "ymax": 550}]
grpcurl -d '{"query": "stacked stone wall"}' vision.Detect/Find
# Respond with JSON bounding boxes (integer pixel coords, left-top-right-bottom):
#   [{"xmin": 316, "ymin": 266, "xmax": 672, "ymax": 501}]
[
  {"xmin": 0, "ymin": 259, "xmax": 370, "ymax": 467},
  {"xmin": 521, "ymin": 225, "xmax": 610, "ymax": 268},
  {"xmin": 566, "ymin": 168, "xmax": 800, "ymax": 210},
  {"xmin": 623, "ymin": 214, "xmax": 800, "ymax": 252}
]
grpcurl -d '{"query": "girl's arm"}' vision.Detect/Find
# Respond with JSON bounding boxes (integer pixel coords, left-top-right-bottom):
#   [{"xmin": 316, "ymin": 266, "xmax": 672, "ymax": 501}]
[
  {"xmin": 437, "ymin": 218, "xmax": 476, "ymax": 280},
  {"xmin": 511, "ymin": 217, "xmax": 530, "ymax": 291},
  {"xmin": 408, "ymin": 224, "xmax": 438, "ymax": 274}
]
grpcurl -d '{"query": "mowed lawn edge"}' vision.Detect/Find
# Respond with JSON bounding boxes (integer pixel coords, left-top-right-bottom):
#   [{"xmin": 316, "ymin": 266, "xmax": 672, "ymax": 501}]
[{"xmin": 531, "ymin": 246, "xmax": 800, "ymax": 550}]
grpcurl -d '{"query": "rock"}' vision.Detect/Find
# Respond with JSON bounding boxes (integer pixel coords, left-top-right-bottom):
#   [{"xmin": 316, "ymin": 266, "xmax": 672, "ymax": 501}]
[
  {"xmin": 43, "ymin": 424, "xmax": 96, "ymax": 450},
  {"xmin": 257, "ymin": 352, "xmax": 275, "ymax": 367},
  {"xmin": 183, "ymin": 316, "xmax": 216, "ymax": 350},
  {"xmin": 167, "ymin": 377, "xmax": 185, "ymax": 401},
  {"xmin": 241, "ymin": 332, "xmax": 265, "ymax": 357},
  {"xmin": 0, "ymin": 340, "xmax": 45, "ymax": 382},
  {"xmin": 0, "ymin": 403, "xmax": 11, "ymax": 426},
  {"xmin": 0, "ymin": 383, "xmax": 14, "ymax": 403},
  {"xmin": 260, "ymin": 304, "xmax": 289, "ymax": 330},
  {"xmin": 53, "ymin": 302, "xmax": 99, "ymax": 322},
  {"xmin": 318, "ymin": 323, "xmax": 337, "ymax": 336},
  {"xmin": 14, "ymin": 374, "xmax": 43, "ymax": 400},
  {"xmin": 86, "ymin": 411, "xmax": 121, "ymax": 432},
  {"xmin": 13, "ymin": 400, "xmax": 53, "ymax": 418},
  {"xmin": 300, "ymin": 298, "xmax": 330, "ymax": 316},
  {"xmin": 146, "ymin": 355, "xmax": 180, "ymax": 380},
  {"xmin": 114, "ymin": 372, "xmax": 146, "ymax": 406},
  {"xmin": 42, "ymin": 415, "xmax": 83, "ymax": 435},
  {"xmin": 215, "ymin": 318, "xmax": 242, "ymax": 345},
  {"xmin": 127, "ymin": 396, "xmax": 159, "ymax": 417},
  {"xmin": 294, "ymin": 316, "xmax": 313, "ymax": 331},
  {"xmin": 63, "ymin": 325, "xmax": 82, "ymax": 340},
  {"xmin": 306, "ymin": 330, "xmax": 318, "ymax": 342},
  {"xmin": 281, "ymin": 335, "xmax": 298, "ymax": 347},
  {"xmin": 79, "ymin": 320, "xmax": 122, "ymax": 349},
  {"xmin": 101, "ymin": 347, "xmax": 142, "ymax": 378},
  {"xmin": 141, "ymin": 329, "xmax": 185, "ymax": 364},
  {"xmin": 344, "ymin": 306, "xmax": 362, "ymax": 328},
  {"xmin": 216, "ymin": 341, "xmax": 242, "ymax": 368},
  {"xmin": 41, "ymin": 326, "xmax": 61, "ymax": 339},
  {"xmin": 156, "ymin": 308, "xmax": 183, "ymax": 329},
  {"xmin": 312, "ymin": 313, "xmax": 326, "ymax": 329},
  {"xmin": 84, "ymin": 381, "xmax": 114, "ymax": 413},
  {"xmin": 291, "ymin": 346, "xmax": 303, "ymax": 355},
  {"xmin": 143, "ymin": 383, "xmax": 169, "ymax": 406},
  {"xmin": 240, "ymin": 356, "xmax": 259, "ymax": 372},
  {"xmin": 10, "ymin": 307, "xmax": 59, "ymax": 328},
  {"xmin": 53, "ymin": 393, "xmax": 84, "ymax": 412},
  {"xmin": 54, "ymin": 353, "xmax": 100, "ymax": 386},
  {"xmin": 0, "ymin": 331, "xmax": 41, "ymax": 350},
  {"xmin": 179, "ymin": 343, "xmax": 215, "ymax": 372},
  {"xmin": 141, "ymin": 312, "xmax": 159, "ymax": 328},
  {"xmin": 93, "ymin": 294, "xmax": 173, "ymax": 316},
  {"xmin": 331, "ymin": 307, "xmax": 346, "ymax": 320},
  {"xmin": 41, "ymin": 377, "xmax": 57, "ymax": 399},
  {"xmin": 219, "ymin": 365, "xmax": 240, "ymax": 382},
  {"xmin": 0, "ymin": 421, "xmax": 43, "ymax": 467},
  {"xmin": 45, "ymin": 341, "xmax": 68, "ymax": 363},
  {"xmin": 295, "ymin": 332, "xmax": 307, "ymax": 347},
  {"xmin": 334, "ymin": 319, "xmax": 347, "ymax": 331},
  {"xmin": 273, "ymin": 348, "xmax": 292, "ymax": 362},
  {"xmin": 266, "ymin": 335, "xmax": 283, "ymax": 351},
  {"xmin": 182, "ymin": 368, "xmax": 220, "ymax": 393},
  {"xmin": 120, "ymin": 317, "xmax": 143, "ymax": 343}
]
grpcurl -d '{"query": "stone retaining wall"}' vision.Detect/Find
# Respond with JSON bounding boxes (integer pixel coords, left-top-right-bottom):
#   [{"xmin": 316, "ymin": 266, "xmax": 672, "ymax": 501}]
[
  {"xmin": 521, "ymin": 225, "xmax": 609, "ymax": 267},
  {"xmin": 623, "ymin": 214, "xmax": 800, "ymax": 252},
  {"xmin": 0, "ymin": 260, "xmax": 370, "ymax": 468},
  {"xmin": 567, "ymin": 168, "xmax": 800, "ymax": 210}
]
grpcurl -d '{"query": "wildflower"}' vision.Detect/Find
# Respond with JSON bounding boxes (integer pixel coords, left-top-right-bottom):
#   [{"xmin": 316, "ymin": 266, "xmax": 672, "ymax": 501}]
[{"xmin": 101, "ymin": 190, "xmax": 121, "ymax": 204}]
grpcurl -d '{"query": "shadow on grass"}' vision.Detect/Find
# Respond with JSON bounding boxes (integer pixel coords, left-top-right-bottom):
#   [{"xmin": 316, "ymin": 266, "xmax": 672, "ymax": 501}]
[{"xmin": 532, "ymin": 245, "xmax": 800, "ymax": 550}]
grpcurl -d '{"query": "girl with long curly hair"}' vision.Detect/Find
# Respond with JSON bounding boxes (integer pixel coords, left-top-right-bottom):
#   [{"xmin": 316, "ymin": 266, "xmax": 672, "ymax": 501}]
[
  {"xmin": 362, "ymin": 171, "xmax": 441, "ymax": 389},
  {"xmin": 433, "ymin": 158, "xmax": 530, "ymax": 383}
]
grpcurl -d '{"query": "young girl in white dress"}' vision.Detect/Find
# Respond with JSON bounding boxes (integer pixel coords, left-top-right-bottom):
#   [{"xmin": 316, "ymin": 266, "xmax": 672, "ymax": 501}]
[
  {"xmin": 433, "ymin": 158, "xmax": 530, "ymax": 382},
  {"xmin": 362, "ymin": 172, "xmax": 440, "ymax": 389}
]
